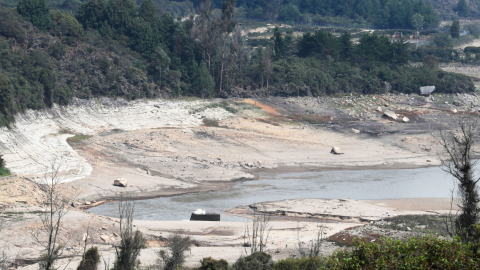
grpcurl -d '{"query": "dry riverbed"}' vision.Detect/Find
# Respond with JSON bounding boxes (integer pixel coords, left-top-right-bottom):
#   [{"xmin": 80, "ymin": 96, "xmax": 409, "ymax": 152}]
[{"xmin": 0, "ymin": 94, "xmax": 478, "ymax": 268}]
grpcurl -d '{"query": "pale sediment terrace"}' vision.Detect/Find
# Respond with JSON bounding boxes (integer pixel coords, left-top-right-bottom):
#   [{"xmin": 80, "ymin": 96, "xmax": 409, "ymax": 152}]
[{"xmin": 0, "ymin": 98, "xmax": 232, "ymax": 183}]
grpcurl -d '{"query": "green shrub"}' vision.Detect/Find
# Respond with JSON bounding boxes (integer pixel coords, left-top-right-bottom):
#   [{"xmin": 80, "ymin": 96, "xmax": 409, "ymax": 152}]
[
  {"xmin": 17, "ymin": 0, "xmax": 52, "ymax": 31},
  {"xmin": 198, "ymin": 257, "xmax": 228, "ymax": 270},
  {"xmin": 50, "ymin": 10, "xmax": 84, "ymax": 37},
  {"xmin": 324, "ymin": 236, "xmax": 480, "ymax": 269},
  {"xmin": 77, "ymin": 247, "xmax": 100, "ymax": 270},
  {"xmin": 0, "ymin": 167, "xmax": 10, "ymax": 176},
  {"xmin": 231, "ymin": 252, "xmax": 274, "ymax": 270},
  {"xmin": 49, "ymin": 41, "xmax": 66, "ymax": 60},
  {"xmin": 274, "ymin": 256, "xmax": 323, "ymax": 270}
]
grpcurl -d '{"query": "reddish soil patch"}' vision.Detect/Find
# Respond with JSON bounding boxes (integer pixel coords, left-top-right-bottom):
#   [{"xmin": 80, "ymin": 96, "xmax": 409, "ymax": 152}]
[
  {"xmin": 238, "ymin": 99, "xmax": 280, "ymax": 115},
  {"xmin": 327, "ymin": 227, "xmax": 382, "ymax": 246}
]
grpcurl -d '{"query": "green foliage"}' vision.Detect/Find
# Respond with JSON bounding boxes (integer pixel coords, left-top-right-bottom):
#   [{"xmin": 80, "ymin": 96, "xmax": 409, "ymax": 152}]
[
  {"xmin": 0, "ymin": 167, "xmax": 10, "ymax": 176},
  {"xmin": 231, "ymin": 252, "xmax": 274, "ymax": 270},
  {"xmin": 50, "ymin": 10, "xmax": 84, "ymax": 37},
  {"xmin": 451, "ymin": 20, "xmax": 461, "ymax": 38},
  {"xmin": 435, "ymin": 32, "xmax": 454, "ymax": 48},
  {"xmin": 76, "ymin": 0, "xmax": 108, "ymax": 29},
  {"xmin": 0, "ymin": 6, "xmax": 27, "ymax": 43},
  {"xmin": 467, "ymin": 23, "xmax": 480, "ymax": 38},
  {"xmin": 158, "ymin": 234, "xmax": 192, "ymax": 270},
  {"xmin": 411, "ymin": 13, "xmax": 424, "ymax": 30},
  {"xmin": 49, "ymin": 41, "xmax": 66, "ymax": 60},
  {"xmin": 17, "ymin": 0, "xmax": 52, "ymax": 31},
  {"xmin": 423, "ymin": 55, "xmax": 439, "ymax": 69},
  {"xmin": 199, "ymin": 257, "xmax": 229, "ymax": 270},
  {"xmin": 274, "ymin": 256, "xmax": 323, "ymax": 270},
  {"xmin": 114, "ymin": 230, "xmax": 145, "ymax": 270},
  {"xmin": 77, "ymin": 247, "xmax": 100, "ymax": 270},
  {"xmin": 240, "ymin": 0, "xmax": 439, "ymax": 28},
  {"xmin": 278, "ymin": 4, "xmax": 301, "ymax": 22},
  {"xmin": 0, "ymin": 155, "xmax": 9, "ymax": 176},
  {"xmin": 454, "ymin": 0, "xmax": 470, "ymax": 17},
  {"xmin": 324, "ymin": 236, "xmax": 480, "ymax": 269},
  {"xmin": 192, "ymin": 62, "xmax": 214, "ymax": 98},
  {"xmin": 0, "ymin": 74, "xmax": 17, "ymax": 121},
  {"xmin": 66, "ymin": 134, "xmax": 93, "ymax": 144}
]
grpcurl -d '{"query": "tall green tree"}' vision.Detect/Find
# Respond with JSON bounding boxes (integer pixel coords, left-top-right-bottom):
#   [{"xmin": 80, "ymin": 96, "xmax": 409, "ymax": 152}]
[
  {"xmin": 17, "ymin": 0, "xmax": 52, "ymax": 31},
  {"xmin": 273, "ymin": 27, "xmax": 286, "ymax": 59},
  {"xmin": 451, "ymin": 20, "xmax": 460, "ymax": 38},
  {"xmin": 0, "ymin": 75, "xmax": 16, "ymax": 119},
  {"xmin": 139, "ymin": 0, "xmax": 159, "ymax": 23},
  {"xmin": 106, "ymin": 0, "xmax": 137, "ymax": 35},
  {"xmin": 76, "ymin": 0, "xmax": 107, "ymax": 30},
  {"xmin": 192, "ymin": 61, "xmax": 215, "ymax": 97},
  {"xmin": 454, "ymin": 0, "xmax": 470, "ymax": 17},
  {"xmin": 340, "ymin": 31, "xmax": 353, "ymax": 61},
  {"xmin": 151, "ymin": 46, "xmax": 171, "ymax": 90}
]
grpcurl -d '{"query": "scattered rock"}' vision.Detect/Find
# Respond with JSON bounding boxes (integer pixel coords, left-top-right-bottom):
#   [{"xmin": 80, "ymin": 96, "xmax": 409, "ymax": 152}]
[
  {"xmin": 114, "ymin": 233, "xmax": 119, "ymax": 237},
  {"xmin": 330, "ymin": 146, "xmax": 344, "ymax": 155},
  {"xmin": 402, "ymin": 117, "xmax": 409, "ymax": 123},
  {"xmin": 451, "ymin": 108, "xmax": 458, "ymax": 113},
  {"xmin": 383, "ymin": 110, "xmax": 398, "ymax": 120},
  {"xmin": 84, "ymin": 201, "xmax": 91, "ymax": 205},
  {"xmin": 419, "ymin": 86, "xmax": 435, "ymax": 96},
  {"xmin": 114, "ymin": 178, "xmax": 128, "ymax": 187},
  {"xmin": 406, "ymin": 227, "xmax": 412, "ymax": 231},
  {"xmin": 351, "ymin": 128, "xmax": 360, "ymax": 134},
  {"xmin": 426, "ymin": 160, "xmax": 431, "ymax": 162},
  {"xmin": 376, "ymin": 107, "xmax": 383, "ymax": 113},
  {"xmin": 100, "ymin": 234, "xmax": 110, "ymax": 242},
  {"xmin": 102, "ymin": 227, "xmax": 107, "ymax": 230},
  {"xmin": 452, "ymin": 100, "xmax": 463, "ymax": 106}
]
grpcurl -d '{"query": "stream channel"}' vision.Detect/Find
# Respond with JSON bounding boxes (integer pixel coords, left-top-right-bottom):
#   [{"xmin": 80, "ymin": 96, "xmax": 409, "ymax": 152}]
[{"xmin": 87, "ymin": 164, "xmax": 470, "ymax": 222}]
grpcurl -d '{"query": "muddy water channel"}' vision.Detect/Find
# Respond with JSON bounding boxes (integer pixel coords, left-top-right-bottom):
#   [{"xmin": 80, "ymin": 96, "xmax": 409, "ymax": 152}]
[{"xmin": 88, "ymin": 165, "xmax": 465, "ymax": 221}]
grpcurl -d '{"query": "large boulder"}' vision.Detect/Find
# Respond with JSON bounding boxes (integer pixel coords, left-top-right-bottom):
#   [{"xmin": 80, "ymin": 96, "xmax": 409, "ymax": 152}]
[
  {"xmin": 419, "ymin": 86, "xmax": 435, "ymax": 95},
  {"xmin": 330, "ymin": 146, "xmax": 343, "ymax": 155},
  {"xmin": 114, "ymin": 178, "xmax": 128, "ymax": 187},
  {"xmin": 383, "ymin": 110, "xmax": 397, "ymax": 120}
]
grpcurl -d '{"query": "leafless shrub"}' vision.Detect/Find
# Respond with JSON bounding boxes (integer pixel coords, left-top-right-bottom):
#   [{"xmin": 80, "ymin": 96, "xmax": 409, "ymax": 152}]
[
  {"xmin": 297, "ymin": 223, "xmax": 326, "ymax": 258},
  {"xmin": 243, "ymin": 205, "xmax": 271, "ymax": 255},
  {"xmin": 31, "ymin": 157, "xmax": 75, "ymax": 270},
  {"xmin": 113, "ymin": 194, "xmax": 145, "ymax": 270}
]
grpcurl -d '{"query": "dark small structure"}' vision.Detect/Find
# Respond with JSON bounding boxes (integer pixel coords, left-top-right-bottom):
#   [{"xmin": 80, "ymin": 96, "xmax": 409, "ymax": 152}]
[{"xmin": 190, "ymin": 213, "xmax": 220, "ymax": 221}]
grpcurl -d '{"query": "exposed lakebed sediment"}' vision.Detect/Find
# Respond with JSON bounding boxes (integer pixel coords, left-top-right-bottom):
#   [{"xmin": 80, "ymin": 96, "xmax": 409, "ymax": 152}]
[{"xmin": 0, "ymin": 94, "xmax": 478, "ymax": 269}]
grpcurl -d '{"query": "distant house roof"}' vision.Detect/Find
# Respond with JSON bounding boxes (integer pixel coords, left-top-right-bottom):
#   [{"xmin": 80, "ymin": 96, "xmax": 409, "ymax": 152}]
[{"xmin": 419, "ymin": 86, "xmax": 435, "ymax": 95}]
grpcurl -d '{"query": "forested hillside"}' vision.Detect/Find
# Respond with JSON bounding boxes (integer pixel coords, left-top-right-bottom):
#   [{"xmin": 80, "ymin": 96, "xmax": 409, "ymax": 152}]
[{"xmin": 0, "ymin": 0, "xmax": 476, "ymax": 127}]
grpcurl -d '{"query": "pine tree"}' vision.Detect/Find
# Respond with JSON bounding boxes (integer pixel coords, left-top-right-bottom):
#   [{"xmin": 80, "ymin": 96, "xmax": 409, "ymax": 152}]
[
  {"xmin": 451, "ymin": 20, "xmax": 461, "ymax": 38},
  {"xmin": 17, "ymin": 0, "xmax": 52, "ymax": 31},
  {"xmin": 139, "ymin": 0, "xmax": 158, "ymax": 23},
  {"xmin": 340, "ymin": 31, "xmax": 353, "ymax": 61},
  {"xmin": 76, "ymin": 0, "xmax": 107, "ymax": 30},
  {"xmin": 192, "ymin": 61, "xmax": 214, "ymax": 98},
  {"xmin": 454, "ymin": 0, "xmax": 470, "ymax": 17}
]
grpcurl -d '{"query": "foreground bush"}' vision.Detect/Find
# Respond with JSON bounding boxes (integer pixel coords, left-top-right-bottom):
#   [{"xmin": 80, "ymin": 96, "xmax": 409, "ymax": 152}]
[
  {"xmin": 198, "ymin": 257, "xmax": 228, "ymax": 270},
  {"xmin": 232, "ymin": 252, "xmax": 274, "ymax": 270},
  {"xmin": 275, "ymin": 256, "xmax": 323, "ymax": 270},
  {"xmin": 77, "ymin": 247, "xmax": 100, "ymax": 270},
  {"xmin": 328, "ymin": 236, "xmax": 480, "ymax": 269},
  {"xmin": 276, "ymin": 236, "xmax": 480, "ymax": 269}
]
